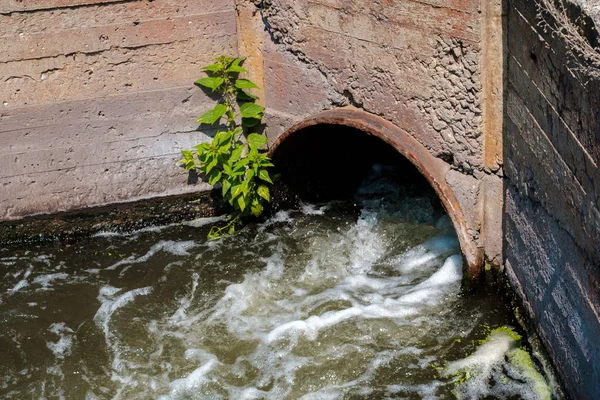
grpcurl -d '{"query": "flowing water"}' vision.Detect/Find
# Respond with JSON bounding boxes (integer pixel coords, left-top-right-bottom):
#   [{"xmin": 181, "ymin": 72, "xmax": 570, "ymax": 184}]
[{"xmin": 0, "ymin": 167, "xmax": 558, "ymax": 399}]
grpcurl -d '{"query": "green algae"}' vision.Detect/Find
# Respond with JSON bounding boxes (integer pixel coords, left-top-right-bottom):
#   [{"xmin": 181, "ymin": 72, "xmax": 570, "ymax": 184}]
[{"xmin": 443, "ymin": 326, "xmax": 553, "ymax": 400}]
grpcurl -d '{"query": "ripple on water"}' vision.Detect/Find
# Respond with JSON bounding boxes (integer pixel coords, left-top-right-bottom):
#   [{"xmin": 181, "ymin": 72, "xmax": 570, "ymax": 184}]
[{"xmin": 0, "ymin": 166, "xmax": 559, "ymax": 399}]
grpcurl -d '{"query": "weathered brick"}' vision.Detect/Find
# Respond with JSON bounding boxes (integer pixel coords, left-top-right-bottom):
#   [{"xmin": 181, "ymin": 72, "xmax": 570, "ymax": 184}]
[{"xmin": 505, "ymin": 1, "xmax": 600, "ymax": 397}]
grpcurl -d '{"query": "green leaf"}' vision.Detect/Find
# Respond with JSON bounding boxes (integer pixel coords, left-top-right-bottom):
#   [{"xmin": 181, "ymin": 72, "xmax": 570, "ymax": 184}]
[
  {"xmin": 231, "ymin": 184, "xmax": 243, "ymax": 199},
  {"xmin": 228, "ymin": 224, "xmax": 236, "ymax": 235},
  {"xmin": 227, "ymin": 64, "xmax": 247, "ymax": 73},
  {"xmin": 240, "ymin": 103, "xmax": 265, "ymax": 119},
  {"xmin": 230, "ymin": 144, "xmax": 244, "ymax": 162},
  {"xmin": 230, "ymin": 57, "xmax": 245, "ymax": 67},
  {"xmin": 208, "ymin": 227, "xmax": 220, "ymax": 240},
  {"xmin": 198, "ymin": 151, "xmax": 209, "ymax": 164},
  {"xmin": 242, "ymin": 117, "xmax": 262, "ymax": 128},
  {"xmin": 219, "ymin": 55, "xmax": 235, "ymax": 65},
  {"xmin": 208, "ymin": 171, "xmax": 222, "ymax": 186},
  {"xmin": 237, "ymin": 90, "xmax": 258, "ymax": 101},
  {"xmin": 195, "ymin": 77, "xmax": 225, "ymax": 91},
  {"xmin": 240, "ymin": 179, "xmax": 250, "ymax": 196},
  {"xmin": 248, "ymin": 133, "xmax": 267, "ymax": 150},
  {"xmin": 258, "ymin": 169, "xmax": 273, "ymax": 184},
  {"xmin": 234, "ymin": 158, "xmax": 249, "ymax": 172},
  {"xmin": 197, "ymin": 104, "xmax": 227, "ymax": 125},
  {"xmin": 205, "ymin": 158, "xmax": 218, "ymax": 174},
  {"xmin": 222, "ymin": 179, "xmax": 232, "ymax": 196},
  {"xmin": 251, "ymin": 202, "xmax": 264, "ymax": 217},
  {"xmin": 246, "ymin": 169, "xmax": 255, "ymax": 182},
  {"xmin": 223, "ymin": 162, "xmax": 233, "ymax": 176},
  {"xmin": 257, "ymin": 185, "xmax": 270, "ymax": 202},
  {"xmin": 184, "ymin": 160, "xmax": 196, "ymax": 171},
  {"xmin": 203, "ymin": 63, "xmax": 223, "ymax": 73},
  {"xmin": 237, "ymin": 195, "xmax": 247, "ymax": 212},
  {"xmin": 181, "ymin": 150, "xmax": 194, "ymax": 160},
  {"xmin": 235, "ymin": 79, "xmax": 260, "ymax": 90},
  {"xmin": 213, "ymin": 130, "xmax": 233, "ymax": 149},
  {"xmin": 194, "ymin": 143, "xmax": 210, "ymax": 156}
]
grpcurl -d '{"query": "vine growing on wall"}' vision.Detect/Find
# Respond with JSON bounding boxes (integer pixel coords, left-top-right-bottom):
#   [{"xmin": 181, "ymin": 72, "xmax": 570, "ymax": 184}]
[
  {"xmin": 180, "ymin": 56, "xmax": 274, "ymax": 239},
  {"xmin": 536, "ymin": 0, "xmax": 600, "ymax": 82}
]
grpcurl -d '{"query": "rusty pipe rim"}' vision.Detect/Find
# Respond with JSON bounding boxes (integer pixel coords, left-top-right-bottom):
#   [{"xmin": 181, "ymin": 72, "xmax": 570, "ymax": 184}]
[{"xmin": 268, "ymin": 108, "xmax": 483, "ymax": 278}]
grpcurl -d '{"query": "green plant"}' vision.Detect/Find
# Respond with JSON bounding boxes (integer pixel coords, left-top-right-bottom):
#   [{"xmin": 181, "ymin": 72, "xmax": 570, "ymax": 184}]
[{"xmin": 180, "ymin": 56, "xmax": 274, "ymax": 239}]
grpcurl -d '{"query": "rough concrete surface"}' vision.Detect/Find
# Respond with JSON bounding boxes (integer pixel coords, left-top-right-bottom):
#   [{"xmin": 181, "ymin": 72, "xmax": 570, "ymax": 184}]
[
  {"xmin": 243, "ymin": 0, "xmax": 506, "ymax": 267},
  {"xmin": 0, "ymin": 0, "xmax": 504, "ymax": 273},
  {"xmin": 0, "ymin": 0, "xmax": 235, "ymax": 220}
]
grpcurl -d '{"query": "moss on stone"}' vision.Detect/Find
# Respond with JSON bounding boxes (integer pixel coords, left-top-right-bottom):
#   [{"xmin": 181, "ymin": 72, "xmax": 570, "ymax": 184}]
[
  {"xmin": 443, "ymin": 325, "xmax": 553, "ymax": 400},
  {"xmin": 507, "ymin": 347, "xmax": 552, "ymax": 400}
]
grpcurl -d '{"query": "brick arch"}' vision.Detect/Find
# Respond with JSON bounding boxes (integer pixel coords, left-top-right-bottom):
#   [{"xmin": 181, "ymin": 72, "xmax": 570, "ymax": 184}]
[{"xmin": 269, "ymin": 108, "xmax": 483, "ymax": 278}]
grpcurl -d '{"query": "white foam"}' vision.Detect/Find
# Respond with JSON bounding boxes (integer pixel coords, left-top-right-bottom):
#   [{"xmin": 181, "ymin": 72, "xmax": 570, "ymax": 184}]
[
  {"xmin": 94, "ymin": 286, "xmax": 152, "ymax": 378},
  {"xmin": 7, "ymin": 279, "xmax": 29, "ymax": 296},
  {"xmin": 105, "ymin": 240, "xmax": 195, "ymax": 271},
  {"xmin": 444, "ymin": 330, "xmax": 552, "ymax": 400},
  {"xmin": 299, "ymin": 202, "xmax": 328, "ymax": 216},
  {"xmin": 169, "ymin": 273, "xmax": 200, "ymax": 325},
  {"xmin": 160, "ymin": 356, "xmax": 219, "ymax": 399},
  {"xmin": 32, "ymin": 273, "xmax": 70, "ymax": 289},
  {"xmin": 46, "ymin": 323, "xmax": 74, "ymax": 359},
  {"xmin": 346, "ymin": 210, "xmax": 385, "ymax": 274},
  {"xmin": 183, "ymin": 216, "xmax": 226, "ymax": 228},
  {"xmin": 258, "ymin": 210, "xmax": 293, "ymax": 232},
  {"xmin": 391, "ymin": 235, "xmax": 460, "ymax": 275},
  {"xmin": 398, "ymin": 254, "xmax": 463, "ymax": 304}
]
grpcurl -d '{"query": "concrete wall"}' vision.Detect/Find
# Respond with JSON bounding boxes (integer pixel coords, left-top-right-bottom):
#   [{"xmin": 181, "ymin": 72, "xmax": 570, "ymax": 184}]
[
  {"xmin": 238, "ymin": 0, "xmax": 504, "ymax": 267},
  {"xmin": 1, "ymin": 0, "xmax": 504, "ymax": 269},
  {"xmin": 0, "ymin": 0, "xmax": 236, "ymax": 219},
  {"xmin": 504, "ymin": 0, "xmax": 600, "ymax": 397}
]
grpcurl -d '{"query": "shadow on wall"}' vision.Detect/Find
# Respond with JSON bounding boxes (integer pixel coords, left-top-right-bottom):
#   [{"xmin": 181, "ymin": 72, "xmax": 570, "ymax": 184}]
[{"xmin": 502, "ymin": 0, "xmax": 600, "ymax": 398}]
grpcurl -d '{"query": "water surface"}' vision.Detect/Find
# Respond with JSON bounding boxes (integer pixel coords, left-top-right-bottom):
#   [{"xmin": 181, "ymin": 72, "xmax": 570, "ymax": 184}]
[{"xmin": 0, "ymin": 168, "xmax": 556, "ymax": 399}]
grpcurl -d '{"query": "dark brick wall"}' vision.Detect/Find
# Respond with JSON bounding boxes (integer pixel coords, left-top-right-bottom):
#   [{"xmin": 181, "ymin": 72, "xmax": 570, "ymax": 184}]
[{"xmin": 505, "ymin": 1, "xmax": 600, "ymax": 397}]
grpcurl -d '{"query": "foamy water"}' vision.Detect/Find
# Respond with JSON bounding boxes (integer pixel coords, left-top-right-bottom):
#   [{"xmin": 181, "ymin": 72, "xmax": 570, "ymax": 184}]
[{"xmin": 0, "ymin": 169, "xmax": 559, "ymax": 399}]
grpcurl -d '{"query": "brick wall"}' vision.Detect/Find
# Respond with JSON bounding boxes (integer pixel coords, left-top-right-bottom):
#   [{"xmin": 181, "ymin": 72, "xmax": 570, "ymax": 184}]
[
  {"xmin": 0, "ymin": 0, "xmax": 237, "ymax": 219},
  {"xmin": 504, "ymin": 1, "xmax": 600, "ymax": 397}
]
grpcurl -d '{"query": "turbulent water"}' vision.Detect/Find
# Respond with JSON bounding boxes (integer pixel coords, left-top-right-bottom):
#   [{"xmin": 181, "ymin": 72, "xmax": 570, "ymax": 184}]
[{"xmin": 0, "ymin": 167, "xmax": 557, "ymax": 399}]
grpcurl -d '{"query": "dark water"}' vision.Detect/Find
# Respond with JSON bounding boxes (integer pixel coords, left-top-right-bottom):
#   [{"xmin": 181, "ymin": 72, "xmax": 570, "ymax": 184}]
[{"xmin": 0, "ymin": 167, "xmax": 558, "ymax": 399}]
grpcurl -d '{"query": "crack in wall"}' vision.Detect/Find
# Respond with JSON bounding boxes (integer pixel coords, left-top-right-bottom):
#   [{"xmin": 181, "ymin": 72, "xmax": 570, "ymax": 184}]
[{"xmin": 0, "ymin": 0, "xmax": 142, "ymax": 16}]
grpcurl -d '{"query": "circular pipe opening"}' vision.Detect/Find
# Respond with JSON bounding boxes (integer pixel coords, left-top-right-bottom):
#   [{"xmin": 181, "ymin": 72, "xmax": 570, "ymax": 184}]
[
  {"xmin": 271, "ymin": 123, "xmax": 441, "ymax": 207},
  {"xmin": 268, "ymin": 108, "xmax": 482, "ymax": 278}
]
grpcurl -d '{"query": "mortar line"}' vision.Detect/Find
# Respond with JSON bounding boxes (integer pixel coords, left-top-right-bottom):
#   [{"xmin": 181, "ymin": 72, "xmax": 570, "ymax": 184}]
[{"xmin": 510, "ymin": 55, "xmax": 597, "ymax": 169}]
